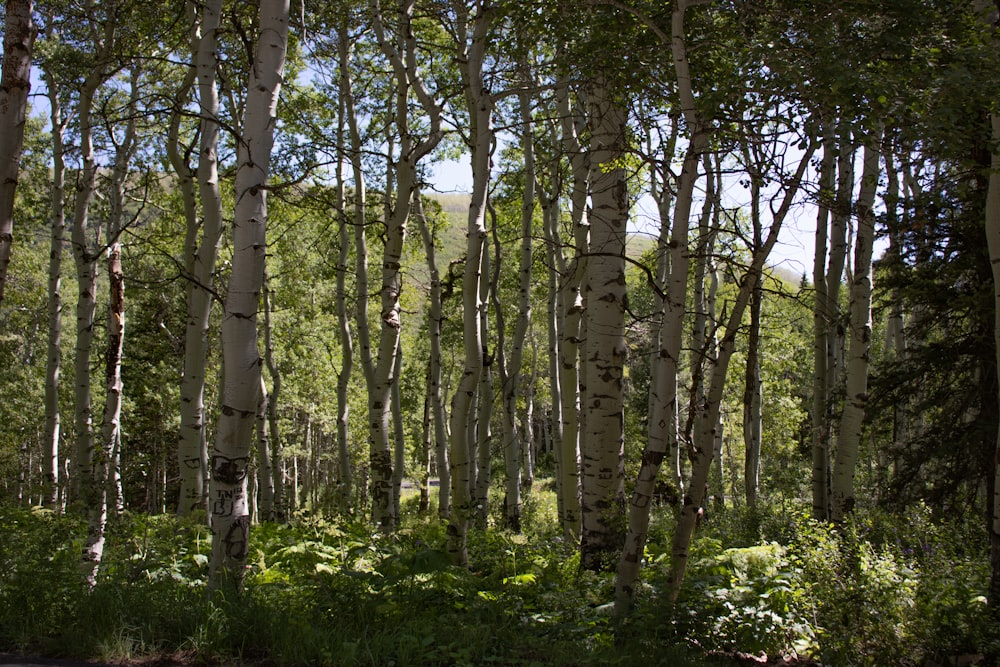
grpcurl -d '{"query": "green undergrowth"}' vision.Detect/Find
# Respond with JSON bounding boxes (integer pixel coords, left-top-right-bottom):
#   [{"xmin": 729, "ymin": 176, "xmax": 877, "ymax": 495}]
[{"xmin": 0, "ymin": 493, "xmax": 995, "ymax": 666}]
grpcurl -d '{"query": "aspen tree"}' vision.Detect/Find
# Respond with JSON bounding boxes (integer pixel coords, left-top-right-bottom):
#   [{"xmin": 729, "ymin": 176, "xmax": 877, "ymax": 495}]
[
  {"xmin": 554, "ymin": 76, "xmax": 588, "ymax": 538},
  {"xmin": 811, "ymin": 120, "xmax": 836, "ymax": 520},
  {"xmin": 414, "ymin": 192, "xmax": 450, "ymax": 517},
  {"xmin": 447, "ymin": 0, "xmax": 492, "ymax": 567},
  {"xmin": 578, "ymin": 72, "xmax": 628, "ymax": 571},
  {"xmin": 496, "ymin": 85, "xmax": 537, "ymax": 531},
  {"xmin": 368, "ymin": 0, "xmax": 445, "ymax": 527},
  {"xmin": 0, "ymin": 0, "xmax": 36, "ymax": 306},
  {"xmin": 830, "ymin": 132, "xmax": 882, "ymax": 523},
  {"xmin": 333, "ymin": 19, "xmax": 355, "ymax": 514},
  {"xmin": 177, "ymin": 0, "xmax": 225, "ymax": 515},
  {"xmin": 617, "ymin": 0, "xmax": 711, "ymax": 608},
  {"xmin": 207, "ymin": 0, "xmax": 289, "ymax": 591},
  {"xmin": 41, "ymin": 46, "xmax": 67, "ymax": 509}
]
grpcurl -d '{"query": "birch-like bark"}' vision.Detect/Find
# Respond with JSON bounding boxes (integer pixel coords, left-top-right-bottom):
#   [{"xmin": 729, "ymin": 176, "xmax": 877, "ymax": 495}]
[
  {"xmin": 811, "ymin": 120, "xmax": 835, "ymax": 520},
  {"xmin": 334, "ymin": 23, "xmax": 355, "ymax": 514},
  {"xmin": 391, "ymin": 345, "xmax": 405, "ymax": 520},
  {"xmin": 207, "ymin": 0, "xmax": 289, "ymax": 592},
  {"xmin": 84, "ymin": 56, "xmax": 139, "ymax": 581},
  {"xmin": 617, "ymin": 0, "xmax": 708, "ymax": 608},
  {"xmin": 42, "ymin": 54, "xmax": 67, "ymax": 509},
  {"xmin": 474, "ymin": 243, "xmax": 494, "ymax": 527},
  {"xmin": 71, "ymin": 14, "xmax": 115, "ymax": 505},
  {"xmin": 255, "ymin": 376, "xmax": 274, "ymax": 520},
  {"xmin": 178, "ymin": 0, "xmax": 225, "ymax": 515},
  {"xmin": 0, "ymin": 0, "xmax": 35, "ymax": 306},
  {"xmin": 664, "ymin": 143, "xmax": 815, "ymax": 602},
  {"xmin": 447, "ymin": 0, "xmax": 492, "ymax": 566},
  {"xmin": 578, "ymin": 74, "xmax": 628, "ymax": 571},
  {"xmin": 257, "ymin": 275, "xmax": 279, "ymax": 521},
  {"xmin": 414, "ymin": 193, "xmax": 450, "ymax": 517},
  {"xmin": 369, "ymin": 0, "xmax": 445, "ymax": 527},
  {"xmin": 541, "ymin": 190, "xmax": 563, "ymax": 489},
  {"xmin": 554, "ymin": 78, "xmax": 588, "ymax": 538},
  {"xmin": 646, "ymin": 120, "xmax": 681, "ymax": 499},
  {"xmin": 882, "ymin": 141, "xmax": 907, "ymax": 487},
  {"xmin": 492, "ymin": 85, "xmax": 537, "ymax": 530},
  {"xmin": 831, "ymin": 133, "xmax": 882, "ymax": 523}
]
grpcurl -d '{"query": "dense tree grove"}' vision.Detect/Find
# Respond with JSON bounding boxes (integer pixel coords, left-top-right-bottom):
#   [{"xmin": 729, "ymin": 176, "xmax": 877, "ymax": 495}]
[{"xmin": 2, "ymin": 0, "xmax": 1000, "ymax": 664}]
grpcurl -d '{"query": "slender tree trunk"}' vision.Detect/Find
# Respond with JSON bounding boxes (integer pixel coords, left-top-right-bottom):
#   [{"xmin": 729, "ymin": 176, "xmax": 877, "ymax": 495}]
[
  {"xmin": 415, "ymin": 193, "xmax": 450, "ymax": 518},
  {"xmin": 811, "ymin": 120, "xmax": 836, "ymax": 520},
  {"xmin": 334, "ymin": 24, "xmax": 355, "ymax": 514},
  {"xmin": 664, "ymin": 143, "xmax": 815, "ymax": 602},
  {"xmin": 447, "ymin": 0, "xmax": 492, "ymax": 567},
  {"xmin": 70, "ymin": 20, "xmax": 113, "ymax": 506},
  {"xmin": 743, "ymin": 150, "xmax": 764, "ymax": 509},
  {"xmin": 0, "ymin": 0, "xmax": 35, "ymax": 306},
  {"xmin": 474, "ymin": 244, "xmax": 494, "ymax": 527},
  {"xmin": 207, "ymin": 0, "xmax": 289, "ymax": 592},
  {"xmin": 392, "ymin": 345, "xmax": 405, "ymax": 520},
  {"xmin": 617, "ymin": 0, "xmax": 707, "ymax": 609},
  {"xmin": 178, "ymin": 0, "xmax": 224, "ymax": 515},
  {"xmin": 554, "ymin": 78, "xmax": 588, "ymax": 539},
  {"xmin": 42, "ymin": 57, "xmax": 66, "ymax": 510},
  {"xmin": 831, "ymin": 132, "xmax": 882, "ymax": 523},
  {"xmin": 368, "ymin": 0, "xmax": 445, "ymax": 528},
  {"xmin": 256, "ymin": 376, "xmax": 275, "ymax": 520},
  {"xmin": 497, "ymin": 86, "xmax": 536, "ymax": 532}
]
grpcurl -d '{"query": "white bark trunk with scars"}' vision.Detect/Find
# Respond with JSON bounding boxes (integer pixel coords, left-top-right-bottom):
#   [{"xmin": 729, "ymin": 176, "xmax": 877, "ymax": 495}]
[
  {"xmin": 334, "ymin": 24, "xmax": 355, "ymax": 514},
  {"xmin": 42, "ymin": 56, "xmax": 66, "ymax": 509},
  {"xmin": 415, "ymin": 194, "xmax": 450, "ymax": 518},
  {"xmin": 474, "ymin": 244, "xmax": 494, "ymax": 526},
  {"xmin": 579, "ymin": 74, "xmax": 627, "ymax": 571},
  {"xmin": 498, "ymin": 87, "xmax": 536, "ymax": 531},
  {"xmin": 664, "ymin": 143, "xmax": 815, "ymax": 601},
  {"xmin": 831, "ymin": 133, "xmax": 882, "ymax": 523},
  {"xmin": 0, "ymin": 0, "xmax": 35, "ymax": 306},
  {"xmin": 368, "ymin": 0, "xmax": 445, "ymax": 527},
  {"xmin": 71, "ymin": 12, "xmax": 116, "ymax": 505},
  {"xmin": 617, "ymin": 0, "xmax": 708, "ymax": 608},
  {"xmin": 447, "ymin": 0, "xmax": 492, "ymax": 567},
  {"xmin": 554, "ymin": 78, "xmax": 587, "ymax": 538},
  {"xmin": 178, "ymin": 0, "xmax": 225, "ymax": 515},
  {"xmin": 208, "ymin": 0, "xmax": 288, "ymax": 591}
]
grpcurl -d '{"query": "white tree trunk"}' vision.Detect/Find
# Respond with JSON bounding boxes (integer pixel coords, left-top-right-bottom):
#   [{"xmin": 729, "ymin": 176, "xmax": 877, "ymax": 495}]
[
  {"xmin": 334, "ymin": 24, "xmax": 356, "ymax": 514},
  {"xmin": 579, "ymin": 74, "xmax": 628, "ymax": 571},
  {"xmin": 446, "ymin": 0, "xmax": 492, "ymax": 567},
  {"xmin": 42, "ymin": 57, "xmax": 66, "ymax": 510},
  {"xmin": 664, "ymin": 143, "xmax": 815, "ymax": 601},
  {"xmin": 368, "ymin": 0, "xmax": 445, "ymax": 527},
  {"xmin": 70, "ymin": 23, "xmax": 113, "ymax": 505},
  {"xmin": 0, "ymin": 0, "xmax": 35, "ymax": 306},
  {"xmin": 414, "ymin": 194, "xmax": 450, "ymax": 518},
  {"xmin": 554, "ymin": 78, "xmax": 588, "ymax": 539},
  {"xmin": 617, "ymin": 0, "xmax": 707, "ymax": 608},
  {"xmin": 831, "ymin": 133, "xmax": 882, "ymax": 523},
  {"xmin": 208, "ymin": 0, "xmax": 289, "ymax": 592},
  {"xmin": 178, "ymin": 0, "xmax": 225, "ymax": 515}
]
